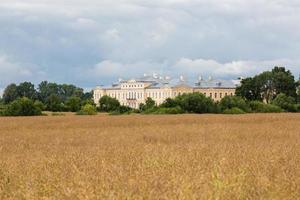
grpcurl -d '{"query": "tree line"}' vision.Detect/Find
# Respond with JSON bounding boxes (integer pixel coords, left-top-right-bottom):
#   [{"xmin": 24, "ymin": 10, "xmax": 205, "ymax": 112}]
[
  {"xmin": 1, "ymin": 66, "xmax": 300, "ymax": 116},
  {"xmin": 0, "ymin": 81, "xmax": 95, "ymax": 116}
]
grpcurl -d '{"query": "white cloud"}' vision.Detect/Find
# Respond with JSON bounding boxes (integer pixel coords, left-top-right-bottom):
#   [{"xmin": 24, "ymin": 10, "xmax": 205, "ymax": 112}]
[{"xmin": 87, "ymin": 58, "xmax": 300, "ymax": 84}]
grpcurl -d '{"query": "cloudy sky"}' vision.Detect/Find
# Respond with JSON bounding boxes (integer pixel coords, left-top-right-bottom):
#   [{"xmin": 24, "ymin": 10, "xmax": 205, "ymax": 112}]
[{"xmin": 0, "ymin": 0, "xmax": 300, "ymax": 92}]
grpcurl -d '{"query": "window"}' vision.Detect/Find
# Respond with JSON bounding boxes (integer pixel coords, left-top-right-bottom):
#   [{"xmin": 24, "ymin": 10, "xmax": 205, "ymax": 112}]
[
  {"xmin": 230, "ymin": 93, "xmax": 233, "ymax": 96},
  {"xmin": 220, "ymin": 93, "xmax": 222, "ymax": 98},
  {"xmin": 204, "ymin": 93, "xmax": 206, "ymax": 96},
  {"xmin": 225, "ymin": 93, "xmax": 227, "ymax": 96},
  {"xmin": 210, "ymin": 93, "xmax": 212, "ymax": 98},
  {"xmin": 215, "ymin": 93, "xmax": 217, "ymax": 98}
]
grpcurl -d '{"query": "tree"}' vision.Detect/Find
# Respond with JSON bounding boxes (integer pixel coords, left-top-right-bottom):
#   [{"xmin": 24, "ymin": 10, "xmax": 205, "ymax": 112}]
[
  {"xmin": 296, "ymin": 77, "xmax": 300, "ymax": 103},
  {"xmin": 4, "ymin": 97, "xmax": 42, "ymax": 116},
  {"xmin": 65, "ymin": 96, "xmax": 81, "ymax": 112},
  {"xmin": 46, "ymin": 94, "xmax": 63, "ymax": 112},
  {"xmin": 140, "ymin": 97, "xmax": 156, "ymax": 111},
  {"xmin": 219, "ymin": 96, "xmax": 249, "ymax": 112},
  {"xmin": 160, "ymin": 98, "xmax": 178, "ymax": 108},
  {"xmin": 82, "ymin": 91, "xmax": 93, "ymax": 101},
  {"xmin": 236, "ymin": 77, "xmax": 262, "ymax": 101},
  {"xmin": 236, "ymin": 67, "xmax": 296, "ymax": 103},
  {"xmin": 99, "ymin": 95, "xmax": 120, "ymax": 112},
  {"xmin": 271, "ymin": 67, "xmax": 296, "ymax": 98},
  {"xmin": 3, "ymin": 83, "xmax": 19, "ymax": 103},
  {"xmin": 17, "ymin": 82, "xmax": 37, "ymax": 100},
  {"xmin": 272, "ymin": 93, "xmax": 296, "ymax": 112},
  {"xmin": 175, "ymin": 93, "xmax": 215, "ymax": 114}
]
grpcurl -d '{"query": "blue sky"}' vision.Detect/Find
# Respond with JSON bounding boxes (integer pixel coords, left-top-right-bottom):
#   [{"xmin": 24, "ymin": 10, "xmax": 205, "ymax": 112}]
[{"xmin": 0, "ymin": 0, "xmax": 300, "ymax": 93}]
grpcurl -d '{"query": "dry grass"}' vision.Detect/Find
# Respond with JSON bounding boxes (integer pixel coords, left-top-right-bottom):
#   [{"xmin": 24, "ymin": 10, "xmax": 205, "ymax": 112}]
[{"xmin": 0, "ymin": 114, "xmax": 300, "ymax": 199}]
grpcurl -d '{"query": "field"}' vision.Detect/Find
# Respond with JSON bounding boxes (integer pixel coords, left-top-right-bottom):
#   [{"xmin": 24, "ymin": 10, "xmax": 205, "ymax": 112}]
[{"xmin": 0, "ymin": 114, "xmax": 300, "ymax": 199}]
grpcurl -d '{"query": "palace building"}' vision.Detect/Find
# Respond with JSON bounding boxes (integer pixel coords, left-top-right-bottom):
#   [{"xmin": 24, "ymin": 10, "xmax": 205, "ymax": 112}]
[{"xmin": 93, "ymin": 74, "xmax": 240, "ymax": 109}]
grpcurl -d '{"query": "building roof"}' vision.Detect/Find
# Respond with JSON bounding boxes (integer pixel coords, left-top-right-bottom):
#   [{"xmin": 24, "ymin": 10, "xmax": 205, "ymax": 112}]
[{"xmin": 96, "ymin": 74, "xmax": 240, "ymax": 90}]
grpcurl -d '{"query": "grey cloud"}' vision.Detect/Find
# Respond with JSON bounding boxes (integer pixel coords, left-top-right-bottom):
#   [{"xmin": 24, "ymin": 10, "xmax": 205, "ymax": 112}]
[{"xmin": 0, "ymin": 0, "xmax": 299, "ymax": 89}]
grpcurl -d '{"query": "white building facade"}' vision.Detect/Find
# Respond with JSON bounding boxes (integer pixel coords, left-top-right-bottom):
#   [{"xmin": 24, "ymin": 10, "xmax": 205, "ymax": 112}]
[{"xmin": 94, "ymin": 74, "xmax": 239, "ymax": 109}]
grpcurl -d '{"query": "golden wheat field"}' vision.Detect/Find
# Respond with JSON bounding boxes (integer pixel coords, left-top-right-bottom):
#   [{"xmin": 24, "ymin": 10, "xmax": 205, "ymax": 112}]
[{"xmin": 0, "ymin": 114, "xmax": 300, "ymax": 200}]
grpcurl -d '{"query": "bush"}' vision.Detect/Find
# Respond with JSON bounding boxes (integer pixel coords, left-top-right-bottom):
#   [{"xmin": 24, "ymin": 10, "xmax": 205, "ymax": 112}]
[
  {"xmin": 77, "ymin": 104, "xmax": 97, "ymax": 115},
  {"xmin": 153, "ymin": 106, "xmax": 184, "ymax": 114},
  {"xmin": 295, "ymin": 104, "xmax": 300, "ymax": 112},
  {"xmin": 272, "ymin": 93, "xmax": 296, "ymax": 112},
  {"xmin": 249, "ymin": 101, "xmax": 283, "ymax": 113},
  {"xmin": 109, "ymin": 105, "xmax": 132, "ymax": 115},
  {"xmin": 223, "ymin": 107, "xmax": 246, "ymax": 114},
  {"xmin": 175, "ymin": 93, "xmax": 216, "ymax": 114},
  {"xmin": 3, "ymin": 97, "xmax": 42, "ymax": 116},
  {"xmin": 219, "ymin": 96, "xmax": 249, "ymax": 112}
]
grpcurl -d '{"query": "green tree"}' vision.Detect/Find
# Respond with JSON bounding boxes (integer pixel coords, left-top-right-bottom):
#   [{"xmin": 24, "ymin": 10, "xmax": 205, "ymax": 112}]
[
  {"xmin": 236, "ymin": 67, "xmax": 296, "ymax": 103},
  {"xmin": 272, "ymin": 93, "xmax": 296, "ymax": 112},
  {"xmin": 160, "ymin": 98, "xmax": 178, "ymax": 108},
  {"xmin": 3, "ymin": 83, "xmax": 19, "ymax": 103},
  {"xmin": 219, "ymin": 96, "xmax": 249, "ymax": 112},
  {"xmin": 175, "ymin": 93, "xmax": 215, "ymax": 114},
  {"xmin": 296, "ymin": 77, "xmax": 300, "ymax": 103},
  {"xmin": 271, "ymin": 67, "xmax": 296, "ymax": 98},
  {"xmin": 140, "ymin": 97, "xmax": 156, "ymax": 111},
  {"xmin": 236, "ymin": 77, "xmax": 262, "ymax": 101},
  {"xmin": 17, "ymin": 82, "xmax": 37, "ymax": 100},
  {"xmin": 4, "ymin": 97, "xmax": 42, "ymax": 116},
  {"xmin": 46, "ymin": 94, "xmax": 63, "ymax": 112},
  {"xmin": 99, "ymin": 95, "xmax": 120, "ymax": 112},
  {"xmin": 65, "ymin": 96, "xmax": 81, "ymax": 112}
]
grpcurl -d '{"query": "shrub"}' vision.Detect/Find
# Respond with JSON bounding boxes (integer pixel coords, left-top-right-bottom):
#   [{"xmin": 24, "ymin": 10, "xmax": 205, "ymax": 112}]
[
  {"xmin": 249, "ymin": 101, "xmax": 283, "ymax": 113},
  {"xmin": 272, "ymin": 93, "xmax": 296, "ymax": 112},
  {"xmin": 110, "ymin": 105, "xmax": 132, "ymax": 115},
  {"xmin": 223, "ymin": 107, "xmax": 246, "ymax": 114},
  {"xmin": 175, "ymin": 93, "xmax": 216, "ymax": 114},
  {"xmin": 77, "ymin": 104, "xmax": 97, "ymax": 115},
  {"xmin": 295, "ymin": 104, "xmax": 300, "ymax": 112},
  {"xmin": 219, "ymin": 96, "xmax": 249, "ymax": 112},
  {"xmin": 3, "ymin": 97, "xmax": 42, "ymax": 116},
  {"xmin": 153, "ymin": 106, "xmax": 184, "ymax": 114}
]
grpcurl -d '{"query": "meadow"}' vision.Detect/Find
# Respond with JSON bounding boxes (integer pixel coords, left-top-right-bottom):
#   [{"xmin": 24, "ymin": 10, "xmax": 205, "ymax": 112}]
[{"xmin": 0, "ymin": 114, "xmax": 300, "ymax": 199}]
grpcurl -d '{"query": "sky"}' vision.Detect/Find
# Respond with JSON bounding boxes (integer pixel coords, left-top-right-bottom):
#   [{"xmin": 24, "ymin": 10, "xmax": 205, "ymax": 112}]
[{"xmin": 0, "ymin": 0, "xmax": 300, "ymax": 93}]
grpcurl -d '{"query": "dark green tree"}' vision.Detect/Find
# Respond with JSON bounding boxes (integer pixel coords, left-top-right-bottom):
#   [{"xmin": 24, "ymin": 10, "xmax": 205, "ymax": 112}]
[
  {"xmin": 175, "ymin": 93, "xmax": 215, "ymax": 114},
  {"xmin": 3, "ymin": 83, "xmax": 19, "ymax": 103},
  {"xmin": 236, "ymin": 77, "xmax": 262, "ymax": 101},
  {"xmin": 160, "ymin": 98, "xmax": 178, "ymax": 108},
  {"xmin": 99, "ymin": 95, "xmax": 120, "ymax": 112},
  {"xmin": 17, "ymin": 82, "xmax": 37, "ymax": 100},
  {"xmin": 46, "ymin": 94, "xmax": 63, "ymax": 112},
  {"xmin": 236, "ymin": 67, "xmax": 296, "ymax": 103},
  {"xmin": 65, "ymin": 96, "xmax": 82, "ymax": 112}
]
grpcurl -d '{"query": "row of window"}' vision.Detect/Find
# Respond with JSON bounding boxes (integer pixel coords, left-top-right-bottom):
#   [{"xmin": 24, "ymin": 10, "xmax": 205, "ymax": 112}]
[
  {"xmin": 121, "ymin": 84, "xmax": 143, "ymax": 88},
  {"xmin": 95, "ymin": 91, "xmax": 234, "ymax": 100}
]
